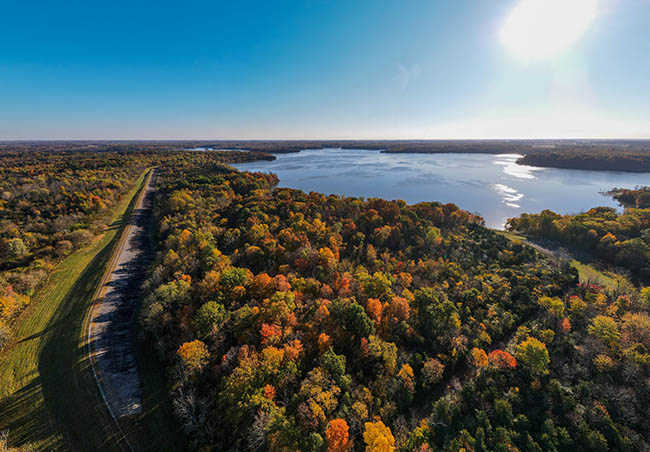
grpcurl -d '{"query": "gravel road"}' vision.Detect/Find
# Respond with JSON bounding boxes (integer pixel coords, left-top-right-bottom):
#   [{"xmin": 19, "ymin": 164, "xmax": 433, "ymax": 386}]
[{"xmin": 88, "ymin": 170, "xmax": 156, "ymax": 419}]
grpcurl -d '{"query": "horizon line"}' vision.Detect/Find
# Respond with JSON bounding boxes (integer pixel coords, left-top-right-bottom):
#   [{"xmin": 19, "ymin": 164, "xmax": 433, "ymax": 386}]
[{"xmin": 2, "ymin": 137, "xmax": 650, "ymax": 143}]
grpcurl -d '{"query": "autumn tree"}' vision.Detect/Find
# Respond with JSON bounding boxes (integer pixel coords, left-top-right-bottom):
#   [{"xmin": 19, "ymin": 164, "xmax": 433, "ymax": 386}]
[
  {"xmin": 516, "ymin": 336, "xmax": 550, "ymax": 377},
  {"xmin": 360, "ymin": 272, "xmax": 392, "ymax": 299},
  {"xmin": 177, "ymin": 339, "xmax": 210, "ymax": 371},
  {"xmin": 588, "ymin": 315, "xmax": 620, "ymax": 348},
  {"xmin": 641, "ymin": 287, "xmax": 650, "ymax": 308},
  {"xmin": 260, "ymin": 323, "xmax": 282, "ymax": 346},
  {"xmin": 488, "ymin": 350, "xmax": 517, "ymax": 369},
  {"xmin": 366, "ymin": 298, "xmax": 383, "ymax": 325},
  {"xmin": 398, "ymin": 363, "xmax": 415, "ymax": 391},
  {"xmin": 326, "ymin": 418, "xmax": 352, "ymax": 452},
  {"xmin": 470, "ymin": 347, "xmax": 489, "ymax": 369},
  {"xmin": 363, "ymin": 419, "xmax": 395, "ymax": 452},
  {"xmin": 422, "ymin": 358, "xmax": 445, "ymax": 384},
  {"xmin": 382, "ymin": 296, "xmax": 410, "ymax": 331},
  {"xmin": 538, "ymin": 296, "xmax": 565, "ymax": 318},
  {"xmin": 318, "ymin": 332, "xmax": 332, "ymax": 354}
]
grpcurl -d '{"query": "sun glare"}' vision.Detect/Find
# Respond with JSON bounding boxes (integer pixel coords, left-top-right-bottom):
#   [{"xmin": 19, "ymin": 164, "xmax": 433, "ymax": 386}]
[{"xmin": 501, "ymin": 0, "xmax": 597, "ymax": 62}]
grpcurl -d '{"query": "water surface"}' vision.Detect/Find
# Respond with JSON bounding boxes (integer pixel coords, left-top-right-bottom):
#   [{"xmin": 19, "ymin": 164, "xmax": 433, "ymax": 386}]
[{"xmin": 235, "ymin": 148, "xmax": 648, "ymax": 228}]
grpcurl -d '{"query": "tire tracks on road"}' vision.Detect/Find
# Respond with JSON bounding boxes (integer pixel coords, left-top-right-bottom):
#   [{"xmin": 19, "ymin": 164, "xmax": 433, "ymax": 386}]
[{"xmin": 86, "ymin": 168, "xmax": 157, "ymax": 451}]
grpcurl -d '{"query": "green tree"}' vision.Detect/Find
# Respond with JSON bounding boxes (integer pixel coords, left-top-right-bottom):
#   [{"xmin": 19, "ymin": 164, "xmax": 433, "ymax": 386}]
[
  {"xmin": 538, "ymin": 296, "xmax": 565, "ymax": 318},
  {"xmin": 220, "ymin": 267, "xmax": 251, "ymax": 289},
  {"xmin": 4, "ymin": 238, "xmax": 27, "ymax": 260},
  {"xmin": 321, "ymin": 347, "xmax": 347, "ymax": 383},
  {"xmin": 588, "ymin": 315, "xmax": 620, "ymax": 348},
  {"xmin": 337, "ymin": 301, "xmax": 375, "ymax": 339},
  {"xmin": 194, "ymin": 301, "xmax": 228, "ymax": 338},
  {"xmin": 516, "ymin": 336, "xmax": 550, "ymax": 377},
  {"xmin": 640, "ymin": 287, "xmax": 650, "ymax": 308},
  {"xmin": 360, "ymin": 272, "xmax": 392, "ymax": 299}
]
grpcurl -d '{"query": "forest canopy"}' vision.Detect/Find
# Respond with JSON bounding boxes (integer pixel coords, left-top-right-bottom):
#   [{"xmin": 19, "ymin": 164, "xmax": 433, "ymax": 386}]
[
  {"xmin": 138, "ymin": 154, "xmax": 650, "ymax": 451},
  {"xmin": 0, "ymin": 150, "xmax": 269, "ymax": 349}
]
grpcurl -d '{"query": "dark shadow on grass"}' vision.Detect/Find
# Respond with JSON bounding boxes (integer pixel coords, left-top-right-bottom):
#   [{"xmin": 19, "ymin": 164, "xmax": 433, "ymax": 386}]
[
  {"xmin": 0, "ymin": 232, "xmax": 125, "ymax": 451},
  {"xmin": 37, "ymin": 225, "xmax": 133, "ymax": 451},
  {"xmin": 0, "ymin": 378, "xmax": 66, "ymax": 451},
  {"xmin": 18, "ymin": 325, "xmax": 57, "ymax": 344}
]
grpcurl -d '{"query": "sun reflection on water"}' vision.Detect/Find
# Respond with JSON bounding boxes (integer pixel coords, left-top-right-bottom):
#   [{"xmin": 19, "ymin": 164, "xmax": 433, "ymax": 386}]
[
  {"xmin": 491, "ymin": 154, "xmax": 544, "ymax": 209},
  {"xmin": 493, "ymin": 154, "xmax": 543, "ymax": 180}
]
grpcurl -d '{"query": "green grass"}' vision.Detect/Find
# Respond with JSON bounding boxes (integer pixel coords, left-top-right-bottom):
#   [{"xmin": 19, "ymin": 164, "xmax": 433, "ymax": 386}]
[
  {"xmin": 569, "ymin": 259, "xmax": 620, "ymax": 291},
  {"xmin": 0, "ymin": 169, "xmax": 184, "ymax": 451},
  {"xmin": 495, "ymin": 230, "xmax": 526, "ymax": 242}
]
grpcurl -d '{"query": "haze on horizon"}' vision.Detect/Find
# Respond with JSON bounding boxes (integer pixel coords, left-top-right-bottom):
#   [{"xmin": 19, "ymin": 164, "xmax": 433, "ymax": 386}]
[{"xmin": 1, "ymin": 0, "xmax": 649, "ymax": 140}]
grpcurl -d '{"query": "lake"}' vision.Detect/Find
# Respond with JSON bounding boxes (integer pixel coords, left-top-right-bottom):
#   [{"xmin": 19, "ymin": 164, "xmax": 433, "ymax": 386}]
[{"xmin": 234, "ymin": 148, "xmax": 649, "ymax": 229}]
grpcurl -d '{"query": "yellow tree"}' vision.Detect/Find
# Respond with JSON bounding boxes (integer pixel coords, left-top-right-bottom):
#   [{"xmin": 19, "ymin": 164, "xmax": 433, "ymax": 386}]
[
  {"xmin": 516, "ymin": 336, "xmax": 550, "ymax": 377},
  {"xmin": 363, "ymin": 419, "xmax": 395, "ymax": 452},
  {"xmin": 588, "ymin": 315, "xmax": 620, "ymax": 348},
  {"xmin": 177, "ymin": 339, "xmax": 209, "ymax": 371},
  {"xmin": 470, "ymin": 347, "xmax": 489, "ymax": 369},
  {"xmin": 397, "ymin": 363, "xmax": 415, "ymax": 392}
]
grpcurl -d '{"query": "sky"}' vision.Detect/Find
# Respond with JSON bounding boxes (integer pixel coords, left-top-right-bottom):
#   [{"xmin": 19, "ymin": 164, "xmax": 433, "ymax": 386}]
[{"xmin": 1, "ymin": 0, "xmax": 649, "ymax": 140}]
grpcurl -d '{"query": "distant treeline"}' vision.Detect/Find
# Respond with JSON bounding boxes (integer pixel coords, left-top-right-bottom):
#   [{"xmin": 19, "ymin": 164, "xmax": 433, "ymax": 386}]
[
  {"xmin": 2, "ymin": 140, "xmax": 650, "ymax": 172},
  {"xmin": 518, "ymin": 150, "xmax": 650, "ymax": 173}
]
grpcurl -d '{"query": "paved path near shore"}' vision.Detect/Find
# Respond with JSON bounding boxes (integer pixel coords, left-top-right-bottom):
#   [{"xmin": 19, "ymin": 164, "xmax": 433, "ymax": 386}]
[{"xmin": 88, "ymin": 169, "xmax": 156, "ymax": 422}]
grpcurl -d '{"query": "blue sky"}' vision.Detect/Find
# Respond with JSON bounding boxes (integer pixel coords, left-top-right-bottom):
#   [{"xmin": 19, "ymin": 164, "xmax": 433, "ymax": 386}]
[{"xmin": 1, "ymin": 0, "xmax": 649, "ymax": 139}]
